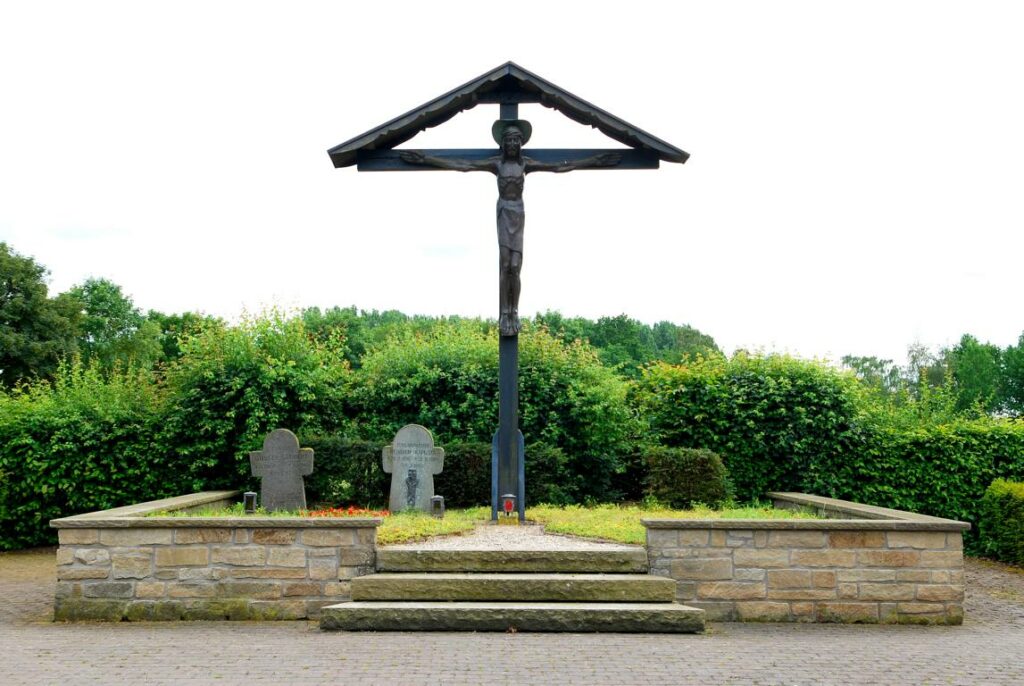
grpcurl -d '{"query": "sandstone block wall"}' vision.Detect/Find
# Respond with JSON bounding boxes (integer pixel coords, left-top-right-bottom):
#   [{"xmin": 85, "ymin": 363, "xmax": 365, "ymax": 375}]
[
  {"xmin": 647, "ymin": 526, "xmax": 964, "ymax": 624},
  {"xmin": 50, "ymin": 493, "xmax": 382, "ymax": 622},
  {"xmin": 54, "ymin": 525, "xmax": 377, "ymax": 621}
]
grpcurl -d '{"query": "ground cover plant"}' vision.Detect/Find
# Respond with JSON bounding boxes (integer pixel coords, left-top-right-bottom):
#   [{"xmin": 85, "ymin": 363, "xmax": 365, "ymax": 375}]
[
  {"xmin": 526, "ymin": 503, "xmax": 823, "ymax": 545},
  {"xmin": 147, "ymin": 503, "xmax": 388, "ymax": 518},
  {"xmin": 376, "ymin": 507, "xmax": 491, "ymax": 545}
]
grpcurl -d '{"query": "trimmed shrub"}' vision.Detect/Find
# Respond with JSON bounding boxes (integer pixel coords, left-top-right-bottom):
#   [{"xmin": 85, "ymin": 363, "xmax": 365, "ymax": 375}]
[
  {"xmin": 303, "ymin": 436, "xmax": 578, "ymax": 510},
  {"xmin": 805, "ymin": 419, "xmax": 1024, "ymax": 534},
  {"xmin": 158, "ymin": 311, "xmax": 349, "ymax": 492},
  {"xmin": 301, "ymin": 436, "xmax": 386, "ymax": 508},
  {"xmin": 636, "ymin": 354, "xmax": 860, "ymax": 500},
  {"xmin": 347, "ymin": 322, "xmax": 639, "ymax": 502},
  {"xmin": 978, "ymin": 479, "xmax": 1024, "ymax": 565},
  {"xmin": 642, "ymin": 446, "xmax": 731, "ymax": 508},
  {"xmin": 434, "ymin": 441, "xmax": 490, "ymax": 508},
  {"xmin": 0, "ymin": 361, "xmax": 170, "ymax": 550}
]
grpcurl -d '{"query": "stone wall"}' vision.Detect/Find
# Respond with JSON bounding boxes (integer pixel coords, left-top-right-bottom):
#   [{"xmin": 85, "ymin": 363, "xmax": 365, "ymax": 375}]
[
  {"xmin": 644, "ymin": 493, "xmax": 968, "ymax": 625},
  {"xmin": 51, "ymin": 492, "xmax": 381, "ymax": 621}
]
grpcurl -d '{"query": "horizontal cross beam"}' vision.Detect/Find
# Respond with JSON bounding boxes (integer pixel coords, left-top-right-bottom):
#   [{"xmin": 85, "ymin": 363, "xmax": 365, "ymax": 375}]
[{"xmin": 356, "ymin": 149, "xmax": 660, "ymax": 172}]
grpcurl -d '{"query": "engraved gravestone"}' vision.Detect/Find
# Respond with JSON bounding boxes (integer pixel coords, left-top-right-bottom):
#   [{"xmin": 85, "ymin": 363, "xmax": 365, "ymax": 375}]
[
  {"xmin": 382, "ymin": 424, "xmax": 444, "ymax": 512},
  {"xmin": 249, "ymin": 429, "xmax": 314, "ymax": 511}
]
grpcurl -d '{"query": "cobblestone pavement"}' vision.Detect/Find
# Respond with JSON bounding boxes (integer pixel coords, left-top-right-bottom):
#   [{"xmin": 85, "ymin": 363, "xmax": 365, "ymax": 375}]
[{"xmin": 2, "ymin": 548, "xmax": 1023, "ymax": 685}]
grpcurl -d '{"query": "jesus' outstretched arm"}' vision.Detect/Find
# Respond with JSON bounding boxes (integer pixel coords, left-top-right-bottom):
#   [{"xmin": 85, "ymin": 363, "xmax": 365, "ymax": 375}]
[
  {"xmin": 524, "ymin": 151, "xmax": 622, "ymax": 174},
  {"xmin": 399, "ymin": 151, "xmax": 497, "ymax": 173}
]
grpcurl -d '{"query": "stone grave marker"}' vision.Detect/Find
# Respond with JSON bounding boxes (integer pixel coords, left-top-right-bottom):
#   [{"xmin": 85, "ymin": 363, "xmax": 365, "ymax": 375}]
[
  {"xmin": 249, "ymin": 428, "xmax": 314, "ymax": 511},
  {"xmin": 382, "ymin": 424, "xmax": 444, "ymax": 512}
]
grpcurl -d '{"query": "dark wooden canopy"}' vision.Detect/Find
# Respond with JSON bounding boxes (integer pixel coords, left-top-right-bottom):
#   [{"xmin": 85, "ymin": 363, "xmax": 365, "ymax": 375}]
[{"xmin": 328, "ymin": 61, "xmax": 689, "ymax": 169}]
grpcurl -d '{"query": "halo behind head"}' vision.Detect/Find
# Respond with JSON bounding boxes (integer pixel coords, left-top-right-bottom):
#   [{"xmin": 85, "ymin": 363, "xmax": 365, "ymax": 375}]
[{"xmin": 492, "ymin": 119, "xmax": 532, "ymax": 146}]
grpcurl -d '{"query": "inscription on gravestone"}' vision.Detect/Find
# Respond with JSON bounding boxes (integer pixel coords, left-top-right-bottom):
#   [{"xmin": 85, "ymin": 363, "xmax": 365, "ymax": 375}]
[
  {"xmin": 249, "ymin": 429, "xmax": 314, "ymax": 511},
  {"xmin": 382, "ymin": 424, "xmax": 444, "ymax": 513}
]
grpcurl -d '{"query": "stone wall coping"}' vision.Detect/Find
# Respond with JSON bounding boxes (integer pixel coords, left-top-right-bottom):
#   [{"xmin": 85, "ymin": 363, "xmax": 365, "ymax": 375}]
[
  {"xmin": 640, "ymin": 518, "xmax": 968, "ymax": 531},
  {"xmin": 768, "ymin": 492, "xmax": 971, "ymax": 530},
  {"xmin": 50, "ymin": 490, "xmax": 242, "ymax": 523},
  {"xmin": 49, "ymin": 490, "xmax": 382, "ymax": 529},
  {"xmin": 51, "ymin": 516, "xmax": 384, "ymax": 529},
  {"xmin": 642, "ymin": 492, "xmax": 969, "ymax": 532}
]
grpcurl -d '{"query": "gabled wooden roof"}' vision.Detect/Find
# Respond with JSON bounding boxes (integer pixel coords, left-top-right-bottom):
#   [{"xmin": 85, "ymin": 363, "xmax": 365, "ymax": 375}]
[{"xmin": 328, "ymin": 61, "xmax": 689, "ymax": 168}]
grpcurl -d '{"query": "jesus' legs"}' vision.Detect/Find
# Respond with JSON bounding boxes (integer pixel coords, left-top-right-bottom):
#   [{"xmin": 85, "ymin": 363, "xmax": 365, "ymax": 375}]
[{"xmin": 499, "ymin": 247, "xmax": 522, "ymax": 335}]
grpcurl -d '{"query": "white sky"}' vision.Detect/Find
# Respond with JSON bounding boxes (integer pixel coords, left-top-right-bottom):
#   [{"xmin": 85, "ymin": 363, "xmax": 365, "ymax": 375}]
[{"xmin": 2, "ymin": 1, "xmax": 1022, "ymax": 364}]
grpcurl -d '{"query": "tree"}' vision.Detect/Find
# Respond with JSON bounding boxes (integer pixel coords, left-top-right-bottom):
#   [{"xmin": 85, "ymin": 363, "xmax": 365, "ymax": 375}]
[
  {"xmin": 1002, "ymin": 333, "xmax": 1024, "ymax": 416},
  {"xmin": 145, "ymin": 310, "xmax": 223, "ymax": 362},
  {"xmin": 652, "ymin": 320, "xmax": 720, "ymax": 363},
  {"xmin": 946, "ymin": 334, "xmax": 1003, "ymax": 415},
  {"xmin": 841, "ymin": 355, "xmax": 903, "ymax": 396},
  {"xmin": 0, "ymin": 243, "xmax": 79, "ymax": 386},
  {"xmin": 67, "ymin": 278, "xmax": 161, "ymax": 369},
  {"xmin": 904, "ymin": 342, "xmax": 947, "ymax": 398}
]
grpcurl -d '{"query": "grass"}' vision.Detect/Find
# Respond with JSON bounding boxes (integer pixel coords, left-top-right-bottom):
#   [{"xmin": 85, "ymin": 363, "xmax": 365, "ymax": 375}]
[
  {"xmin": 146, "ymin": 501, "xmax": 821, "ymax": 547},
  {"xmin": 147, "ymin": 503, "xmax": 387, "ymax": 518},
  {"xmin": 526, "ymin": 502, "xmax": 823, "ymax": 545},
  {"xmin": 377, "ymin": 507, "xmax": 491, "ymax": 545}
]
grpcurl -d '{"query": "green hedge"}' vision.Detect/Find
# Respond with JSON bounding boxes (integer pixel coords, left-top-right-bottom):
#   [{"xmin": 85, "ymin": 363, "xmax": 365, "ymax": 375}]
[
  {"xmin": 0, "ymin": 363, "xmax": 175, "ymax": 550},
  {"xmin": 979, "ymin": 479, "xmax": 1024, "ymax": 564},
  {"xmin": 158, "ymin": 312, "xmax": 349, "ymax": 492},
  {"xmin": 804, "ymin": 420, "xmax": 1024, "ymax": 530},
  {"xmin": 303, "ymin": 435, "xmax": 581, "ymax": 509},
  {"xmin": 642, "ymin": 446, "xmax": 731, "ymax": 508},
  {"xmin": 347, "ymin": 323, "xmax": 639, "ymax": 502},
  {"xmin": 636, "ymin": 355, "xmax": 1024, "ymax": 545},
  {"xmin": 636, "ymin": 354, "xmax": 860, "ymax": 500},
  {"xmin": 0, "ymin": 313, "xmax": 351, "ymax": 550}
]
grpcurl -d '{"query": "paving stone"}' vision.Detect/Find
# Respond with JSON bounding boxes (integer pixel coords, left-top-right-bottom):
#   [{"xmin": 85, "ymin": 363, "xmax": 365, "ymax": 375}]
[{"xmin": 4, "ymin": 550, "xmax": 1020, "ymax": 684}]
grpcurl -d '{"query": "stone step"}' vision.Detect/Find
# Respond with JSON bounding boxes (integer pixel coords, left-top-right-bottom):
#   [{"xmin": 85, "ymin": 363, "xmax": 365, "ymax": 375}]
[
  {"xmin": 352, "ymin": 573, "xmax": 676, "ymax": 602},
  {"xmin": 320, "ymin": 601, "xmax": 705, "ymax": 633},
  {"xmin": 376, "ymin": 549, "xmax": 649, "ymax": 573}
]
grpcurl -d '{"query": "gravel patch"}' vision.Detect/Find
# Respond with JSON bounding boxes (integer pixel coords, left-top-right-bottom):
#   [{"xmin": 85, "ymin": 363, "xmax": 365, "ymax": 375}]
[{"xmin": 384, "ymin": 523, "xmax": 641, "ymax": 551}]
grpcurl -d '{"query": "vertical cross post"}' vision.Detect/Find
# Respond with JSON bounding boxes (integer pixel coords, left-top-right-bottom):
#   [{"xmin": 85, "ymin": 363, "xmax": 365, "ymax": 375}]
[{"xmin": 495, "ymin": 99, "xmax": 525, "ymax": 522}]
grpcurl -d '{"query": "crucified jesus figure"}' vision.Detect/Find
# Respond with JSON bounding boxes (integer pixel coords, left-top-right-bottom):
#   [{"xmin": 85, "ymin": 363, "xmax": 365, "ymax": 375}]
[{"xmin": 400, "ymin": 120, "xmax": 620, "ymax": 336}]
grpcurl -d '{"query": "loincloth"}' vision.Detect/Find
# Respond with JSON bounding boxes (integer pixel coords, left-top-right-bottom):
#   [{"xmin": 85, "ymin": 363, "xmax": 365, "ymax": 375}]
[{"xmin": 496, "ymin": 199, "xmax": 524, "ymax": 252}]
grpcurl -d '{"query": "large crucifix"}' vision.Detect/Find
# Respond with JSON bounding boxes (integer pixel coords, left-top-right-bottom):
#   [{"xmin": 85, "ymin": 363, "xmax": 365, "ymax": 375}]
[{"xmin": 329, "ymin": 62, "xmax": 688, "ymax": 521}]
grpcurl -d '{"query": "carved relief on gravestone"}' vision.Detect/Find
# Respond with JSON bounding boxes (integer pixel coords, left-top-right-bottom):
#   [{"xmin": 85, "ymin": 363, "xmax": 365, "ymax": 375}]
[
  {"xmin": 249, "ymin": 429, "xmax": 314, "ymax": 511},
  {"xmin": 382, "ymin": 424, "xmax": 444, "ymax": 513}
]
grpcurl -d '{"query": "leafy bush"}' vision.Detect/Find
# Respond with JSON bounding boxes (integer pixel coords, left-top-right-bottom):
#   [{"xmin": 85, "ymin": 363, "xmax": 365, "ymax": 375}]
[
  {"xmin": 158, "ymin": 311, "xmax": 349, "ymax": 492},
  {"xmin": 434, "ymin": 441, "xmax": 490, "ymax": 508},
  {"xmin": 642, "ymin": 446, "xmax": 730, "ymax": 508},
  {"xmin": 805, "ymin": 420, "xmax": 1024, "ymax": 543},
  {"xmin": 636, "ymin": 354, "xmax": 860, "ymax": 500},
  {"xmin": 301, "ymin": 436, "xmax": 386, "ymax": 508},
  {"xmin": 0, "ymin": 361, "xmax": 170, "ymax": 550},
  {"xmin": 347, "ymin": 322, "xmax": 639, "ymax": 501},
  {"xmin": 978, "ymin": 479, "xmax": 1024, "ymax": 565}
]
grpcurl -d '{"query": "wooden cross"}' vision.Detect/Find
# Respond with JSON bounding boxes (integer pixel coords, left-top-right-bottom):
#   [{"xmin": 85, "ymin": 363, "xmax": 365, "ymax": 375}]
[{"xmin": 330, "ymin": 63, "xmax": 687, "ymax": 521}]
